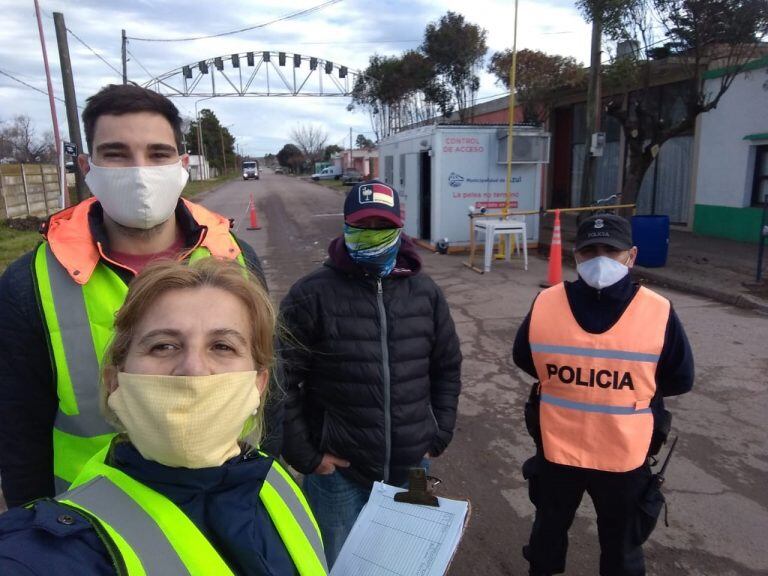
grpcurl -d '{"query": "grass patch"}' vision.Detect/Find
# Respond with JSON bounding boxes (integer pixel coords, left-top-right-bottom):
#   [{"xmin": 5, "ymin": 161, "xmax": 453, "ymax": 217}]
[
  {"xmin": 182, "ymin": 173, "xmax": 238, "ymax": 198},
  {"xmin": 315, "ymin": 178, "xmax": 350, "ymax": 190},
  {"xmin": 0, "ymin": 221, "xmax": 41, "ymax": 274}
]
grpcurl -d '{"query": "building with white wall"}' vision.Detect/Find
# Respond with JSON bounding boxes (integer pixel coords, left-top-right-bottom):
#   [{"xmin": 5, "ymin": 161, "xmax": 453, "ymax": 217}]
[
  {"xmin": 693, "ymin": 55, "xmax": 768, "ymax": 242},
  {"xmin": 378, "ymin": 125, "xmax": 549, "ymax": 247}
]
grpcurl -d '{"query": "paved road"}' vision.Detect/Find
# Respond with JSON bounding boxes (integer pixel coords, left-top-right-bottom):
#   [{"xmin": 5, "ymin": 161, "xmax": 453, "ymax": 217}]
[{"xmin": 203, "ymin": 172, "xmax": 768, "ymax": 576}]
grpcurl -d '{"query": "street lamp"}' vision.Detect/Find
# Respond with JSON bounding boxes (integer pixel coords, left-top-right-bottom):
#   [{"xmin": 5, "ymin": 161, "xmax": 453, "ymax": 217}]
[{"xmin": 194, "ymin": 96, "xmax": 215, "ymax": 180}]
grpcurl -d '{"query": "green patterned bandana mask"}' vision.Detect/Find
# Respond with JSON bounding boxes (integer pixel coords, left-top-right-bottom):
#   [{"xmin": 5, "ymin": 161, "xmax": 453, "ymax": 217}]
[{"xmin": 344, "ymin": 224, "xmax": 402, "ymax": 277}]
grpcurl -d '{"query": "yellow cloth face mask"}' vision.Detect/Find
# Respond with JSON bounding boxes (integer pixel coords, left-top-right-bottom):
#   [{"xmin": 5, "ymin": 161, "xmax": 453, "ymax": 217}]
[{"xmin": 108, "ymin": 371, "xmax": 261, "ymax": 469}]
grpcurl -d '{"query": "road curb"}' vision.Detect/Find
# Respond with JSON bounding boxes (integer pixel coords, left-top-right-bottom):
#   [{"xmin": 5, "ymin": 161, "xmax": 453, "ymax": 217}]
[{"xmin": 632, "ymin": 268, "xmax": 768, "ymax": 314}]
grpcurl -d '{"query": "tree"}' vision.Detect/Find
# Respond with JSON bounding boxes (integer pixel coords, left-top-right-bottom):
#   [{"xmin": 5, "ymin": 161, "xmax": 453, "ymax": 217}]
[
  {"xmin": 355, "ymin": 134, "xmax": 375, "ymax": 149},
  {"xmin": 488, "ymin": 49, "xmax": 586, "ymax": 124},
  {"xmin": 276, "ymin": 143, "xmax": 304, "ymax": 173},
  {"xmin": 290, "ymin": 124, "xmax": 328, "ymax": 165},
  {"xmin": 323, "ymin": 144, "xmax": 343, "ymax": 161},
  {"xmin": 421, "ymin": 11, "xmax": 488, "ymax": 122},
  {"xmin": 0, "ymin": 115, "xmax": 56, "ymax": 163},
  {"xmin": 597, "ymin": 0, "xmax": 768, "ymax": 208},
  {"xmin": 184, "ymin": 109, "xmax": 236, "ymax": 174},
  {"xmin": 352, "ymin": 51, "xmax": 436, "ymax": 140}
]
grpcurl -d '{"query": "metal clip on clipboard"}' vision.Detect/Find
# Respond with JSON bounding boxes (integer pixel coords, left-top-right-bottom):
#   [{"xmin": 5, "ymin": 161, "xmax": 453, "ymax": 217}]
[{"xmin": 394, "ymin": 467, "xmax": 441, "ymax": 507}]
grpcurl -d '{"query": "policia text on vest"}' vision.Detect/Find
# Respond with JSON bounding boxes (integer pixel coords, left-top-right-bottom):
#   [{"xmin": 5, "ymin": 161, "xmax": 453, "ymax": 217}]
[{"xmin": 545, "ymin": 363, "xmax": 635, "ymax": 390}]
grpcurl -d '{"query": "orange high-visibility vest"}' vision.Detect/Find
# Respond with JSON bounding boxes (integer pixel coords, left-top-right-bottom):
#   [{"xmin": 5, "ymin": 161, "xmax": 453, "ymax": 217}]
[{"xmin": 529, "ymin": 283, "xmax": 670, "ymax": 472}]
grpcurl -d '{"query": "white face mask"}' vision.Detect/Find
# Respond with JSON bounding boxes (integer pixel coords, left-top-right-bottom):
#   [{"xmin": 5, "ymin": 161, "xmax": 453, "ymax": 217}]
[
  {"xmin": 85, "ymin": 160, "xmax": 189, "ymax": 229},
  {"xmin": 108, "ymin": 371, "xmax": 261, "ymax": 469},
  {"xmin": 577, "ymin": 255, "xmax": 630, "ymax": 289}
]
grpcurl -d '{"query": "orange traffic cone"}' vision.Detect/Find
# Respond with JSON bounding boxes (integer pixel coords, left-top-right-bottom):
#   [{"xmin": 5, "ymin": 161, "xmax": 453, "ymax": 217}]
[
  {"xmin": 247, "ymin": 193, "xmax": 261, "ymax": 230},
  {"xmin": 542, "ymin": 209, "xmax": 562, "ymax": 287}
]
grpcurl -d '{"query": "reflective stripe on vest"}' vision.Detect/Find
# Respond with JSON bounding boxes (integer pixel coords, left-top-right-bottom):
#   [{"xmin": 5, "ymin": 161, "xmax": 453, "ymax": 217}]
[
  {"xmin": 262, "ymin": 462, "xmax": 329, "ymax": 575},
  {"xmin": 60, "ymin": 448, "xmax": 327, "ymax": 575},
  {"xmin": 529, "ymin": 283, "xmax": 670, "ymax": 472},
  {"xmin": 34, "ymin": 242, "xmax": 246, "ymax": 492}
]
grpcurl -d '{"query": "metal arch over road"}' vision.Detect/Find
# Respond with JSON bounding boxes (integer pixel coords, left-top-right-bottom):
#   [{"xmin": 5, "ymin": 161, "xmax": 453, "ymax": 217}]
[{"xmin": 143, "ymin": 51, "xmax": 362, "ymax": 98}]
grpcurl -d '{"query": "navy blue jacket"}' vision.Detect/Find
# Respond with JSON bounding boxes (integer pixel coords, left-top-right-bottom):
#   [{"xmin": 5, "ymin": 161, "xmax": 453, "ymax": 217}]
[
  {"xmin": 0, "ymin": 442, "xmax": 298, "ymax": 576},
  {"xmin": 0, "ymin": 200, "xmax": 283, "ymax": 508},
  {"xmin": 513, "ymin": 275, "xmax": 695, "ymax": 424}
]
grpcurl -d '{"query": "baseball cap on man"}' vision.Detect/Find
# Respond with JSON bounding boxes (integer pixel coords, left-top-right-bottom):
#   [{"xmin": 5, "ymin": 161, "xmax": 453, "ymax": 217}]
[
  {"xmin": 575, "ymin": 214, "xmax": 633, "ymax": 251},
  {"xmin": 344, "ymin": 180, "xmax": 403, "ymax": 228}
]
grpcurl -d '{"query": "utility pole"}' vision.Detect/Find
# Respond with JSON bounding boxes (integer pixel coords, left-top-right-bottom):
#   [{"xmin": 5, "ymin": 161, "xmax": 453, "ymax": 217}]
[
  {"xmin": 349, "ymin": 127, "xmax": 353, "ymax": 169},
  {"xmin": 121, "ymin": 29, "xmax": 127, "ymax": 84},
  {"xmin": 580, "ymin": 15, "xmax": 603, "ymax": 207},
  {"xmin": 219, "ymin": 126, "xmax": 227, "ymax": 175},
  {"xmin": 33, "ymin": 0, "xmax": 65, "ymax": 208},
  {"xmin": 53, "ymin": 12, "xmax": 87, "ymax": 202}
]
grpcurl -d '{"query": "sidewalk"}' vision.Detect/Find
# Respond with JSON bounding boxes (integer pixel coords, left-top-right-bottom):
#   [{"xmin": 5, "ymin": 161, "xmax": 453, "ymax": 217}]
[{"xmin": 539, "ymin": 215, "xmax": 768, "ymax": 314}]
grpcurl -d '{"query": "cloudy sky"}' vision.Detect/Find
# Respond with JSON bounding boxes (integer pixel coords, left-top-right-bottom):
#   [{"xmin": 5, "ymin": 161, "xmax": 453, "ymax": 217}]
[{"xmin": 0, "ymin": 0, "xmax": 591, "ymax": 157}]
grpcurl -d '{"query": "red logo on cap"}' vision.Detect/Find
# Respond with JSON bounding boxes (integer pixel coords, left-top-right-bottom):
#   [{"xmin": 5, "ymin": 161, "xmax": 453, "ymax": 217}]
[{"xmin": 359, "ymin": 183, "xmax": 395, "ymax": 207}]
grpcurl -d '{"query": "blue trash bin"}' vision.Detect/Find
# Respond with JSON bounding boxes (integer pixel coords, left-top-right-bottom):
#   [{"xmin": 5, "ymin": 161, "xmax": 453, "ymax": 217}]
[{"xmin": 632, "ymin": 215, "xmax": 669, "ymax": 267}]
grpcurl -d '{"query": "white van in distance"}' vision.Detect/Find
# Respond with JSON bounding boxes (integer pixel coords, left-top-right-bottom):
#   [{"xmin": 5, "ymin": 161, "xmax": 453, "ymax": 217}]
[{"xmin": 311, "ymin": 166, "xmax": 342, "ymax": 181}]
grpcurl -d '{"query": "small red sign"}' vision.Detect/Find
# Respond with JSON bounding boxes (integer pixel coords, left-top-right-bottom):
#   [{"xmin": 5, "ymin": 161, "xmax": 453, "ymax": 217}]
[{"xmin": 476, "ymin": 201, "xmax": 518, "ymax": 209}]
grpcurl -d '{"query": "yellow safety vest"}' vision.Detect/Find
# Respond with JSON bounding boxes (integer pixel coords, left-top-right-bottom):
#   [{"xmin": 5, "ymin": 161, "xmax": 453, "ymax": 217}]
[
  {"xmin": 52, "ymin": 445, "xmax": 328, "ymax": 575},
  {"xmin": 34, "ymin": 201, "xmax": 246, "ymax": 492}
]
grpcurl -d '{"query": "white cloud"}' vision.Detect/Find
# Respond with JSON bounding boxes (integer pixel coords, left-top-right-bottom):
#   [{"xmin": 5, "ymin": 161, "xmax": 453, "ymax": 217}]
[{"xmin": 0, "ymin": 0, "xmax": 592, "ymax": 156}]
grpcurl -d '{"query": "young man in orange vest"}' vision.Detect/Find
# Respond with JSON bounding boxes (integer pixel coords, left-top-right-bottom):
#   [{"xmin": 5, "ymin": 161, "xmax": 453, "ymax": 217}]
[
  {"xmin": 513, "ymin": 213, "xmax": 694, "ymax": 576},
  {"xmin": 0, "ymin": 84, "xmax": 281, "ymax": 508}
]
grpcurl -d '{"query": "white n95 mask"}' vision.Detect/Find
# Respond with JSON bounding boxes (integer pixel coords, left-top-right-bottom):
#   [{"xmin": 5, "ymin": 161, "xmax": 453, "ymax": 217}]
[
  {"xmin": 577, "ymin": 256, "xmax": 629, "ymax": 289},
  {"xmin": 85, "ymin": 161, "xmax": 188, "ymax": 229},
  {"xmin": 108, "ymin": 371, "xmax": 261, "ymax": 469}
]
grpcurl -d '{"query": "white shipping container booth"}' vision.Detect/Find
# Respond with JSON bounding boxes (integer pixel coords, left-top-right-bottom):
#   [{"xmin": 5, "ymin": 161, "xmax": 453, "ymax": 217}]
[{"xmin": 378, "ymin": 124, "xmax": 550, "ymax": 248}]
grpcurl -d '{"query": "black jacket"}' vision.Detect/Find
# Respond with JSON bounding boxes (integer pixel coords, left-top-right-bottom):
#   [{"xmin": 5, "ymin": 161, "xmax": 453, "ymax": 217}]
[
  {"xmin": 513, "ymin": 275, "xmax": 694, "ymax": 437},
  {"xmin": 0, "ymin": 200, "xmax": 282, "ymax": 508},
  {"xmin": 280, "ymin": 235, "xmax": 462, "ymax": 488}
]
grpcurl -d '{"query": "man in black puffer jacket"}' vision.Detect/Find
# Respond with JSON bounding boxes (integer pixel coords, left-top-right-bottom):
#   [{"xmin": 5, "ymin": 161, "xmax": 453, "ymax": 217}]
[{"xmin": 280, "ymin": 181, "xmax": 462, "ymax": 567}]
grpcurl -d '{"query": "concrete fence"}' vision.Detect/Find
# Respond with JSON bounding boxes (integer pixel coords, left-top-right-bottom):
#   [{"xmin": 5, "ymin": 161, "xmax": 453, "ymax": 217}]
[{"xmin": 0, "ymin": 164, "xmax": 61, "ymax": 220}]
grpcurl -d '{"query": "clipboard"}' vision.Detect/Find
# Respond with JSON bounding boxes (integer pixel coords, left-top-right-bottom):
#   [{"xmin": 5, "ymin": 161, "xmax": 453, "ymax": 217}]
[{"xmin": 330, "ymin": 480, "xmax": 470, "ymax": 576}]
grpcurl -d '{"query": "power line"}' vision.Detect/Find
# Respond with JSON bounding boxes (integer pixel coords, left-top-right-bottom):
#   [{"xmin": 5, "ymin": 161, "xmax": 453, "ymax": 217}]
[
  {"xmin": 0, "ymin": 68, "xmax": 83, "ymax": 109},
  {"xmin": 127, "ymin": 0, "xmax": 344, "ymax": 42},
  {"xmin": 65, "ymin": 27, "xmax": 123, "ymax": 77},
  {"xmin": 40, "ymin": 10, "xmax": 122, "ymax": 78},
  {"xmin": 126, "ymin": 49, "xmax": 155, "ymax": 80}
]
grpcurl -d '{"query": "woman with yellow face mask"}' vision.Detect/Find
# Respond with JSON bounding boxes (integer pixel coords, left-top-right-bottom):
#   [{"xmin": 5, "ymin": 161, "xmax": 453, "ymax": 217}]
[{"xmin": 0, "ymin": 259, "xmax": 327, "ymax": 576}]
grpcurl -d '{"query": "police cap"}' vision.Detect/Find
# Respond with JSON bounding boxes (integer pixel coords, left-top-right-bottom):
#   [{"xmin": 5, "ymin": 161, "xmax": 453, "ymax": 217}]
[{"xmin": 575, "ymin": 214, "xmax": 633, "ymax": 252}]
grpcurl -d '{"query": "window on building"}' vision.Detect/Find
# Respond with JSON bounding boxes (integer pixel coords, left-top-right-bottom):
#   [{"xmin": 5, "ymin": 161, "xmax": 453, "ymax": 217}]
[{"xmin": 753, "ymin": 145, "xmax": 768, "ymax": 207}]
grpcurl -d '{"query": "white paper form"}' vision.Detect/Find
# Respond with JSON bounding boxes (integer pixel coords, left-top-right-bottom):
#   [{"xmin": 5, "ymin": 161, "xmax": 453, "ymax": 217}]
[{"xmin": 330, "ymin": 482, "xmax": 469, "ymax": 576}]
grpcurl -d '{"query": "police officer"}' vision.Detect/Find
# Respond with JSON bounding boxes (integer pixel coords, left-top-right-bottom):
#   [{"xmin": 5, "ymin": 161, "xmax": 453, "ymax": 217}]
[{"xmin": 513, "ymin": 213, "xmax": 694, "ymax": 576}]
